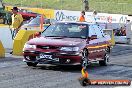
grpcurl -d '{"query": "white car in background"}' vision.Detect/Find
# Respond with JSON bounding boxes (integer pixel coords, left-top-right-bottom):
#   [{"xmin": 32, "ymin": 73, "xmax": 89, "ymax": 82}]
[
  {"xmin": 114, "ymin": 29, "xmax": 129, "ymax": 44},
  {"xmin": 114, "ymin": 36, "xmax": 129, "ymax": 44},
  {"xmin": 21, "ymin": 15, "xmax": 50, "ymax": 30}
]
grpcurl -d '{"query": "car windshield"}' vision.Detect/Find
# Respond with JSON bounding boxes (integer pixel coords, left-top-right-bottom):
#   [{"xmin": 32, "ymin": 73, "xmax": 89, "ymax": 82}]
[
  {"xmin": 29, "ymin": 17, "xmax": 41, "ymax": 25},
  {"xmin": 29, "ymin": 17, "xmax": 50, "ymax": 25},
  {"xmin": 41, "ymin": 22, "xmax": 88, "ymax": 38}
]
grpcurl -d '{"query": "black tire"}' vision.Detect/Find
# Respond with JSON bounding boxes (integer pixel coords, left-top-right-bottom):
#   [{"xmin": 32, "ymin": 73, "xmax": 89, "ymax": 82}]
[
  {"xmin": 81, "ymin": 49, "xmax": 88, "ymax": 68},
  {"xmin": 99, "ymin": 48, "xmax": 110, "ymax": 66},
  {"xmin": 26, "ymin": 62, "xmax": 38, "ymax": 67}
]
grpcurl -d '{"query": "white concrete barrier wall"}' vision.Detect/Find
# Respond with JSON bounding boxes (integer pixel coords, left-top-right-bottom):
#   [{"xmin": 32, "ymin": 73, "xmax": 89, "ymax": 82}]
[
  {"xmin": 0, "ymin": 27, "xmax": 13, "ymax": 49},
  {"xmin": 54, "ymin": 10, "xmax": 129, "ymax": 23}
]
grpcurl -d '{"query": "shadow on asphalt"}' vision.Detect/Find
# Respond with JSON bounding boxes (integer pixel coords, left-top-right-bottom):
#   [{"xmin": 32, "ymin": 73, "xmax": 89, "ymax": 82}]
[
  {"xmin": 0, "ymin": 57, "xmax": 22, "ymax": 62},
  {"xmin": 27, "ymin": 63, "xmax": 109, "ymax": 73},
  {"xmin": 111, "ymin": 44, "xmax": 132, "ymax": 56}
]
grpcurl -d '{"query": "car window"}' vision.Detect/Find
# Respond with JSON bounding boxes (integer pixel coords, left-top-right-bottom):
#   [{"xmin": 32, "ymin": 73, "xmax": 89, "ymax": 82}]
[
  {"xmin": 41, "ymin": 23, "xmax": 88, "ymax": 38},
  {"xmin": 89, "ymin": 24, "xmax": 96, "ymax": 37},
  {"xmin": 29, "ymin": 17, "xmax": 50, "ymax": 25},
  {"xmin": 93, "ymin": 24, "xmax": 104, "ymax": 38},
  {"xmin": 29, "ymin": 18, "xmax": 40, "ymax": 25},
  {"xmin": 68, "ymin": 25, "xmax": 86, "ymax": 32}
]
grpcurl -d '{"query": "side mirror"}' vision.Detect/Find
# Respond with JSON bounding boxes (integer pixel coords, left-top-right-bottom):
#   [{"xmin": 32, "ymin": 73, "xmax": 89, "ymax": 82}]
[
  {"xmin": 34, "ymin": 32, "xmax": 41, "ymax": 37},
  {"xmin": 89, "ymin": 35, "xmax": 97, "ymax": 40},
  {"xmin": 28, "ymin": 32, "xmax": 41, "ymax": 40}
]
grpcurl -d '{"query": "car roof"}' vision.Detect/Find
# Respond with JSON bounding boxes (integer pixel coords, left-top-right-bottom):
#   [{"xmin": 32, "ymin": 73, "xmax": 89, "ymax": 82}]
[{"xmin": 56, "ymin": 21, "xmax": 96, "ymax": 25}]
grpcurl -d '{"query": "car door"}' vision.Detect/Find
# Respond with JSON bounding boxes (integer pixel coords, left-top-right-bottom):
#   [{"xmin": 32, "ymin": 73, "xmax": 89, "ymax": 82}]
[
  {"xmin": 93, "ymin": 24, "xmax": 106, "ymax": 58},
  {"xmin": 87, "ymin": 24, "xmax": 98, "ymax": 59}
]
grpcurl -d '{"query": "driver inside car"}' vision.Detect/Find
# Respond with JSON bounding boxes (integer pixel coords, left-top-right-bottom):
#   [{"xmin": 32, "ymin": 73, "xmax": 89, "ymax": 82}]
[
  {"xmin": 79, "ymin": 25, "xmax": 87, "ymax": 38},
  {"xmin": 59, "ymin": 25, "xmax": 69, "ymax": 36}
]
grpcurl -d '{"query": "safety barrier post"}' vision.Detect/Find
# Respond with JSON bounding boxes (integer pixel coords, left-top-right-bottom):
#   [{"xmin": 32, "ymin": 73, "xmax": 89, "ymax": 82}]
[
  {"xmin": 0, "ymin": 40, "xmax": 5, "ymax": 58},
  {"xmin": 12, "ymin": 29, "xmax": 42, "ymax": 56}
]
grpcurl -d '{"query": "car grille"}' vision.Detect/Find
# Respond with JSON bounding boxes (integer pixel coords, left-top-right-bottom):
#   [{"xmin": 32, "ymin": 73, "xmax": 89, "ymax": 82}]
[{"xmin": 37, "ymin": 45, "xmax": 59, "ymax": 50}]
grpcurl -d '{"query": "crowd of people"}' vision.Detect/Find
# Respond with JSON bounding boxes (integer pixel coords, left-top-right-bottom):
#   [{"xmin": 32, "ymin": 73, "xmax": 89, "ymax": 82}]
[
  {"xmin": 114, "ymin": 27, "xmax": 126, "ymax": 36},
  {"xmin": 78, "ymin": 10, "xmax": 127, "ymax": 37}
]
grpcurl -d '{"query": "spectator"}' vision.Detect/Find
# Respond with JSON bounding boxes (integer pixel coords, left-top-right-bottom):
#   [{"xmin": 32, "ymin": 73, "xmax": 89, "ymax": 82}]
[
  {"xmin": 79, "ymin": 11, "xmax": 86, "ymax": 22},
  {"xmin": 93, "ymin": 10, "xmax": 97, "ymax": 15},
  {"xmin": 93, "ymin": 10, "xmax": 97, "ymax": 22},
  {"xmin": 10, "ymin": 7, "xmax": 23, "ymax": 54},
  {"xmin": 11, "ymin": 7, "xmax": 23, "ymax": 35},
  {"xmin": 121, "ymin": 27, "xmax": 126, "ymax": 36}
]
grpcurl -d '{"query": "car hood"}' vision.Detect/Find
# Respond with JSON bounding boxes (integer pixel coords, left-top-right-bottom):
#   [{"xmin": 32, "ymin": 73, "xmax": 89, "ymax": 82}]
[{"xmin": 27, "ymin": 37, "xmax": 86, "ymax": 46}]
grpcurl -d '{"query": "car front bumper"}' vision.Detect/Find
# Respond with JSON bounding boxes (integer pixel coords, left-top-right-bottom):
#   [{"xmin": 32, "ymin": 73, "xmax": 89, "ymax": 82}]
[{"xmin": 23, "ymin": 50, "xmax": 82, "ymax": 65}]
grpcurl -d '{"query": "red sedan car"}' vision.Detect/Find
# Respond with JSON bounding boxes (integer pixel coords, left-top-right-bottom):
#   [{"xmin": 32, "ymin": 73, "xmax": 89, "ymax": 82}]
[
  {"xmin": 18, "ymin": 9, "xmax": 39, "ymax": 21},
  {"xmin": 23, "ymin": 21, "xmax": 111, "ymax": 67}
]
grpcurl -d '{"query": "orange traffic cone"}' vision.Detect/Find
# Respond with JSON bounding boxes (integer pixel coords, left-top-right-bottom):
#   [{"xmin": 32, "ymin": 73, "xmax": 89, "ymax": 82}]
[
  {"xmin": 81, "ymin": 67, "xmax": 89, "ymax": 78},
  {"xmin": 79, "ymin": 67, "xmax": 91, "ymax": 86}
]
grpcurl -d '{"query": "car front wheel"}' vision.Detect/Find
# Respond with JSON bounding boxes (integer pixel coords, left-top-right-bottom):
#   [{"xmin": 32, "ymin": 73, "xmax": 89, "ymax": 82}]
[
  {"xmin": 26, "ymin": 62, "xmax": 38, "ymax": 67},
  {"xmin": 99, "ymin": 50, "xmax": 110, "ymax": 66}
]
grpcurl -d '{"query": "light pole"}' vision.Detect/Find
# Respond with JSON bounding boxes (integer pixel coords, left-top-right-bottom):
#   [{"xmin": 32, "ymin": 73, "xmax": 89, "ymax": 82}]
[{"xmin": 82, "ymin": 0, "xmax": 89, "ymax": 11}]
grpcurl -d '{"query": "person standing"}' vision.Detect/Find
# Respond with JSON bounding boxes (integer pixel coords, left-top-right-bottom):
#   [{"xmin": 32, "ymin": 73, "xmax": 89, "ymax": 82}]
[
  {"xmin": 10, "ymin": 7, "xmax": 23, "ymax": 54},
  {"xmin": 11, "ymin": 7, "xmax": 23, "ymax": 35},
  {"xmin": 79, "ymin": 11, "xmax": 86, "ymax": 22},
  {"xmin": 93, "ymin": 10, "xmax": 97, "ymax": 23}
]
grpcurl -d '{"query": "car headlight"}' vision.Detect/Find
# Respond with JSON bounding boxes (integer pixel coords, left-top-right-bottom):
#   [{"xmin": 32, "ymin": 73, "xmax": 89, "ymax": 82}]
[
  {"xmin": 60, "ymin": 47, "xmax": 79, "ymax": 51},
  {"xmin": 23, "ymin": 44, "xmax": 36, "ymax": 51}
]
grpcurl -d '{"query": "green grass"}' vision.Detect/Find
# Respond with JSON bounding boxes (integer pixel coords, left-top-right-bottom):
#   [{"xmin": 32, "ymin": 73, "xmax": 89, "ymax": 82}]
[{"xmin": 3, "ymin": 0, "xmax": 132, "ymax": 15}]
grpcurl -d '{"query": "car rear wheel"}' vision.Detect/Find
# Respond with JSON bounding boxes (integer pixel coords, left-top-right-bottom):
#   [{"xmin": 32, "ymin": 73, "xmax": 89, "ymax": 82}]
[
  {"xmin": 26, "ymin": 62, "xmax": 38, "ymax": 67},
  {"xmin": 81, "ymin": 49, "xmax": 88, "ymax": 68},
  {"xmin": 99, "ymin": 48, "xmax": 110, "ymax": 66}
]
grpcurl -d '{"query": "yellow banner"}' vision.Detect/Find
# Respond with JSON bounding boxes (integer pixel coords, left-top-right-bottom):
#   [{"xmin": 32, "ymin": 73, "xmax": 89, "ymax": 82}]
[{"xmin": 5, "ymin": 6, "xmax": 55, "ymax": 19}]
